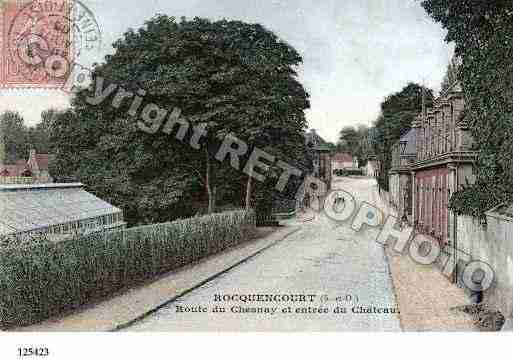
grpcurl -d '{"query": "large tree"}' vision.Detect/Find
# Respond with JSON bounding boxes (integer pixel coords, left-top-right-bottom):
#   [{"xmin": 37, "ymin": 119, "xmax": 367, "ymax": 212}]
[
  {"xmin": 440, "ymin": 56, "xmax": 460, "ymax": 93},
  {"xmin": 337, "ymin": 124, "xmax": 372, "ymax": 166},
  {"xmin": 51, "ymin": 16, "xmax": 310, "ymax": 225},
  {"xmin": 372, "ymin": 83, "xmax": 434, "ymax": 191},
  {"xmin": 26, "ymin": 109, "xmax": 58, "ymax": 154},
  {"xmin": 0, "ymin": 111, "xmax": 29, "ymax": 163},
  {"xmin": 338, "ymin": 126, "xmax": 360, "ymax": 154},
  {"xmin": 421, "ymin": 0, "xmax": 513, "ymax": 218}
]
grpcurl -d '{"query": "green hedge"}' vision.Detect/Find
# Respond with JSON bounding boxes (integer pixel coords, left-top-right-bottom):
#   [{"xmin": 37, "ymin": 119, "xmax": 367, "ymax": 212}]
[{"xmin": 0, "ymin": 210, "xmax": 255, "ymax": 328}]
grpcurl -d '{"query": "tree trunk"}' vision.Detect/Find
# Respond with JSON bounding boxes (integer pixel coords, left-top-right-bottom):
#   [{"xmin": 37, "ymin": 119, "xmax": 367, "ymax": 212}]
[
  {"xmin": 212, "ymin": 185, "xmax": 217, "ymax": 213},
  {"xmin": 205, "ymin": 148, "xmax": 215, "ymax": 214},
  {"xmin": 245, "ymin": 173, "xmax": 253, "ymax": 211}
]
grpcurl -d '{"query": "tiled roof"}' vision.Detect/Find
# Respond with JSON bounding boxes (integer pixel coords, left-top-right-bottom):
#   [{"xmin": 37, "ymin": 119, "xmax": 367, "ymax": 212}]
[
  {"xmin": 35, "ymin": 154, "xmax": 51, "ymax": 170},
  {"xmin": 332, "ymin": 153, "xmax": 353, "ymax": 162},
  {"xmin": 0, "ymin": 151, "xmax": 54, "ymax": 176},
  {"xmin": 399, "ymin": 128, "xmax": 417, "ymax": 156},
  {"xmin": 0, "ymin": 162, "xmax": 28, "ymax": 176},
  {"xmin": 33, "ymin": 154, "xmax": 55, "ymax": 171}
]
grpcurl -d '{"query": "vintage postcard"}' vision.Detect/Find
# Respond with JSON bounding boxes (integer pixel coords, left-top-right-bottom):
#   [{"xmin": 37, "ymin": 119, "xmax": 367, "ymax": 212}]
[{"xmin": 1, "ymin": 0, "xmax": 512, "ymax": 355}]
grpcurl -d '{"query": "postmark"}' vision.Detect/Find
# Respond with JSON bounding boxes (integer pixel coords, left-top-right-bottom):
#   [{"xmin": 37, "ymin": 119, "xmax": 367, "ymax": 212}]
[{"xmin": 0, "ymin": 0, "xmax": 101, "ymax": 88}]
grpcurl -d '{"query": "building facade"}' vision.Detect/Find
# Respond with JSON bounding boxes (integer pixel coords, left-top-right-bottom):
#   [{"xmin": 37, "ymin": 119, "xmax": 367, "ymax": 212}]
[
  {"xmin": 363, "ymin": 156, "xmax": 378, "ymax": 177},
  {"xmin": 26, "ymin": 150, "xmax": 54, "ymax": 183},
  {"xmin": 332, "ymin": 153, "xmax": 358, "ymax": 173},
  {"xmin": 302, "ymin": 129, "xmax": 332, "ymax": 209},
  {"xmin": 388, "ymin": 128, "xmax": 417, "ymax": 221},
  {"xmin": 386, "ymin": 82, "xmax": 475, "ymax": 248},
  {"xmin": 411, "ymin": 82, "xmax": 476, "ymax": 246},
  {"xmin": 305, "ymin": 129, "xmax": 332, "ymax": 188},
  {"xmin": 0, "ymin": 150, "xmax": 54, "ymax": 184}
]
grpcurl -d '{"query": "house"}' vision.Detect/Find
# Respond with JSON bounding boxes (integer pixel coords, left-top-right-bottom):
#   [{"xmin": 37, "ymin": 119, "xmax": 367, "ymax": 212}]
[
  {"xmin": 386, "ymin": 80, "xmax": 513, "ymax": 321},
  {"xmin": 305, "ymin": 129, "xmax": 332, "ymax": 188},
  {"xmin": 302, "ymin": 129, "xmax": 332, "ymax": 209},
  {"xmin": 411, "ymin": 81, "xmax": 475, "ymax": 245},
  {"xmin": 364, "ymin": 156, "xmax": 378, "ymax": 177},
  {"xmin": 388, "ymin": 81, "xmax": 475, "ymax": 245},
  {"xmin": 0, "ymin": 183, "xmax": 125, "ymax": 244},
  {"xmin": 0, "ymin": 160, "xmax": 29, "ymax": 177},
  {"xmin": 0, "ymin": 150, "xmax": 54, "ymax": 184},
  {"xmin": 26, "ymin": 149, "xmax": 54, "ymax": 183},
  {"xmin": 332, "ymin": 152, "xmax": 358, "ymax": 172},
  {"xmin": 388, "ymin": 128, "xmax": 417, "ymax": 221}
]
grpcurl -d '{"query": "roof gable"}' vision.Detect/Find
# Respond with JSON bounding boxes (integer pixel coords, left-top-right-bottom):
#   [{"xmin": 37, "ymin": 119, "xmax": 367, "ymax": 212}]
[
  {"xmin": 35, "ymin": 154, "xmax": 51, "ymax": 170},
  {"xmin": 333, "ymin": 153, "xmax": 353, "ymax": 162}
]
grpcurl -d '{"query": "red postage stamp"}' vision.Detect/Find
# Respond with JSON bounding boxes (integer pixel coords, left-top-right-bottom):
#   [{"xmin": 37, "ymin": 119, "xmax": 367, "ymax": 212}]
[{"xmin": 1, "ymin": 0, "xmax": 73, "ymax": 88}]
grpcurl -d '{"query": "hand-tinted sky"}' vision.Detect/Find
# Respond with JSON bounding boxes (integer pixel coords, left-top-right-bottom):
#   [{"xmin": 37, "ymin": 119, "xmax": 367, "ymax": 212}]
[{"xmin": 0, "ymin": 0, "xmax": 453, "ymax": 142}]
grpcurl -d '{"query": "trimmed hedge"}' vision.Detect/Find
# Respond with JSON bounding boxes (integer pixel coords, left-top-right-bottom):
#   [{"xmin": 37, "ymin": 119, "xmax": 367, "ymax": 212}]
[{"xmin": 0, "ymin": 210, "xmax": 255, "ymax": 328}]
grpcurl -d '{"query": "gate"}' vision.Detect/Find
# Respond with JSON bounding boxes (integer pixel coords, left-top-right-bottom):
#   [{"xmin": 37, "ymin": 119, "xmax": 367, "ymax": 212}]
[{"xmin": 414, "ymin": 166, "xmax": 450, "ymax": 244}]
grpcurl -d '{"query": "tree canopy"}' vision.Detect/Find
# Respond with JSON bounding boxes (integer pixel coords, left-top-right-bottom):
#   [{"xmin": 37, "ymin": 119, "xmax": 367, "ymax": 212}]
[
  {"xmin": 0, "ymin": 111, "xmax": 28, "ymax": 164},
  {"xmin": 0, "ymin": 111, "xmax": 53, "ymax": 164},
  {"xmin": 51, "ymin": 16, "xmax": 310, "ymax": 225},
  {"xmin": 421, "ymin": 0, "xmax": 513, "ymax": 218},
  {"xmin": 371, "ymin": 83, "xmax": 433, "ymax": 190},
  {"xmin": 337, "ymin": 124, "xmax": 372, "ymax": 166}
]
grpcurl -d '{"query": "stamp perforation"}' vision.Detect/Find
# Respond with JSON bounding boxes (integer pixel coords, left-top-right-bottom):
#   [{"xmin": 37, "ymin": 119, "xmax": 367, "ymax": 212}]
[{"xmin": 2, "ymin": 0, "xmax": 73, "ymax": 89}]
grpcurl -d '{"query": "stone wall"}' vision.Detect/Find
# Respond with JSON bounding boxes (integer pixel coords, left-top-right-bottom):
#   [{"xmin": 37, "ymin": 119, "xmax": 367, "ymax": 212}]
[{"xmin": 457, "ymin": 215, "xmax": 513, "ymax": 319}]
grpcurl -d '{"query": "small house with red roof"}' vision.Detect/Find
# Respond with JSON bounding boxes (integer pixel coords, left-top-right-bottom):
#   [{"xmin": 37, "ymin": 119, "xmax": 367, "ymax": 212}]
[
  {"xmin": 0, "ymin": 150, "xmax": 54, "ymax": 184},
  {"xmin": 26, "ymin": 150, "xmax": 54, "ymax": 183},
  {"xmin": 332, "ymin": 152, "xmax": 358, "ymax": 172}
]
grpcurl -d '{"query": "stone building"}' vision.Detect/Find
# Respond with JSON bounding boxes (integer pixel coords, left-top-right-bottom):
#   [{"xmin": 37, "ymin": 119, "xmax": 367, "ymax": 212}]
[
  {"xmin": 387, "ymin": 80, "xmax": 513, "ymax": 323},
  {"xmin": 364, "ymin": 156, "xmax": 378, "ymax": 177},
  {"xmin": 332, "ymin": 152, "xmax": 358, "ymax": 172},
  {"xmin": 0, "ymin": 150, "xmax": 54, "ymax": 184},
  {"xmin": 388, "ymin": 128, "xmax": 417, "ymax": 221},
  {"xmin": 26, "ymin": 150, "xmax": 54, "ymax": 183},
  {"xmin": 305, "ymin": 129, "xmax": 332, "ymax": 189},
  {"xmin": 301, "ymin": 129, "xmax": 333, "ymax": 209}
]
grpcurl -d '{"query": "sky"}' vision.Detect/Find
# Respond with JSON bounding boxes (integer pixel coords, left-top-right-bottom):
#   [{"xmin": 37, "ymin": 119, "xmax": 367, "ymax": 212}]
[{"xmin": 0, "ymin": 0, "xmax": 453, "ymax": 143}]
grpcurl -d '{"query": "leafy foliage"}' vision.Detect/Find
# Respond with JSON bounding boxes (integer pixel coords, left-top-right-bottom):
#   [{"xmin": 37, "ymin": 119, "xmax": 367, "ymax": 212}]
[
  {"xmin": 337, "ymin": 124, "xmax": 373, "ymax": 166},
  {"xmin": 51, "ymin": 16, "xmax": 310, "ymax": 225},
  {"xmin": 0, "ymin": 110, "xmax": 57, "ymax": 164},
  {"xmin": 421, "ymin": 0, "xmax": 513, "ymax": 218},
  {"xmin": 0, "ymin": 210, "xmax": 255, "ymax": 328},
  {"xmin": 440, "ymin": 57, "xmax": 460, "ymax": 93},
  {"xmin": 371, "ymin": 83, "xmax": 434, "ymax": 191},
  {"xmin": 27, "ymin": 109, "xmax": 58, "ymax": 154},
  {"xmin": 0, "ymin": 111, "xmax": 29, "ymax": 163}
]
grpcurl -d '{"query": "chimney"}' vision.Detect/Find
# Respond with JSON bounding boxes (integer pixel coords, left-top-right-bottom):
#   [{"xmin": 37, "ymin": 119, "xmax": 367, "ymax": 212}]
[
  {"xmin": 29, "ymin": 149, "xmax": 36, "ymax": 161},
  {"xmin": 421, "ymin": 86, "xmax": 427, "ymax": 120}
]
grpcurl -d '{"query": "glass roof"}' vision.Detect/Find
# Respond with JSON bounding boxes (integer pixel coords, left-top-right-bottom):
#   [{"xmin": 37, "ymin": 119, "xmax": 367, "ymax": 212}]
[{"xmin": 0, "ymin": 185, "xmax": 122, "ymax": 236}]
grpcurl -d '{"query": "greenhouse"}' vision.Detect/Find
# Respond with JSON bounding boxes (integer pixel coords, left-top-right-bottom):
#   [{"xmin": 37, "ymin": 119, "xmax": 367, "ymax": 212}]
[{"xmin": 0, "ymin": 183, "xmax": 125, "ymax": 242}]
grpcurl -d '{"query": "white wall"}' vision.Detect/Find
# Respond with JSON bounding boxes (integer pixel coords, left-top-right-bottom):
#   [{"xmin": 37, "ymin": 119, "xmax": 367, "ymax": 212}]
[{"xmin": 457, "ymin": 215, "xmax": 513, "ymax": 319}]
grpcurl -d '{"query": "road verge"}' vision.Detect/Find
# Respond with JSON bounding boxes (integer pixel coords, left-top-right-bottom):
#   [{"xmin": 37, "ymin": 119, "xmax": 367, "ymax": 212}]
[{"xmin": 14, "ymin": 226, "xmax": 300, "ymax": 332}]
